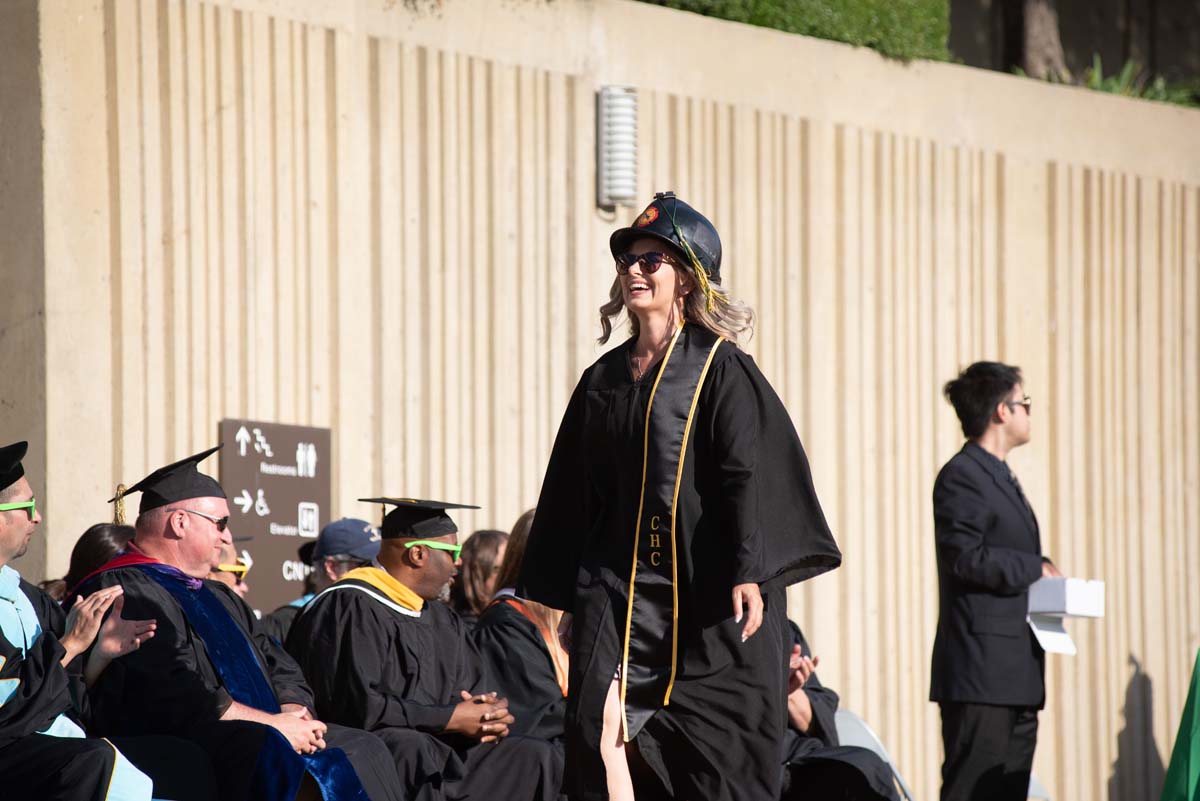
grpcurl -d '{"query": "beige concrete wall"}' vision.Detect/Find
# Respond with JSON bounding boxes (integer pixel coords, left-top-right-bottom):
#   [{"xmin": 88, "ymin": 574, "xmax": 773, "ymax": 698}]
[
  {"xmin": 0, "ymin": 0, "xmax": 48, "ymax": 573},
  {"xmin": 5, "ymin": 0, "xmax": 1199, "ymax": 797}
]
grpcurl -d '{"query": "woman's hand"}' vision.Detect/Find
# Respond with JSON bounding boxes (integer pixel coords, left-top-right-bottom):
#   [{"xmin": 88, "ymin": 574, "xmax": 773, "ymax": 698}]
[{"xmin": 732, "ymin": 583, "xmax": 763, "ymax": 642}]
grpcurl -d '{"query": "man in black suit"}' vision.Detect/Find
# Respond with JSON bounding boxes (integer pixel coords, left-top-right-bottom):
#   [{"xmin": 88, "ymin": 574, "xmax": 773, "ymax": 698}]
[{"xmin": 931, "ymin": 362, "xmax": 1062, "ymax": 801}]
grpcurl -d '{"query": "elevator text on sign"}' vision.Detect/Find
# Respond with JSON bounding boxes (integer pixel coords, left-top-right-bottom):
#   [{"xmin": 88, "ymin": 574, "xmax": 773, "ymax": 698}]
[{"xmin": 219, "ymin": 420, "xmax": 332, "ymax": 614}]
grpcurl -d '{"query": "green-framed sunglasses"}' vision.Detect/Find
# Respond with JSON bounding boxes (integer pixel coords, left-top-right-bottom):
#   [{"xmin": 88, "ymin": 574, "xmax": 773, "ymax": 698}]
[
  {"xmin": 403, "ymin": 540, "xmax": 462, "ymax": 560},
  {"xmin": 0, "ymin": 497, "xmax": 36, "ymax": 520}
]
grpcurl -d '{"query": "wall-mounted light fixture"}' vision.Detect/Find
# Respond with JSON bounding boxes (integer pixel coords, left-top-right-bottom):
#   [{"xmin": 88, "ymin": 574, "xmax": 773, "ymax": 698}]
[{"xmin": 596, "ymin": 86, "xmax": 638, "ymax": 209}]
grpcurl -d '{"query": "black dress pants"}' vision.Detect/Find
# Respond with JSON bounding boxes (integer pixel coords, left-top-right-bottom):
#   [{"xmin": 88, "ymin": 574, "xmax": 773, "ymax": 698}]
[{"xmin": 939, "ymin": 702, "xmax": 1038, "ymax": 801}]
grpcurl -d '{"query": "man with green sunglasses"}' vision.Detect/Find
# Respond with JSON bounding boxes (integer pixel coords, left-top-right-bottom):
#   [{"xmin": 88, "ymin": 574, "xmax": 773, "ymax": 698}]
[
  {"xmin": 0, "ymin": 495, "xmax": 36, "ymax": 522},
  {"xmin": 0, "ymin": 440, "xmax": 158, "ymax": 800},
  {"xmin": 287, "ymin": 496, "xmax": 563, "ymax": 801}
]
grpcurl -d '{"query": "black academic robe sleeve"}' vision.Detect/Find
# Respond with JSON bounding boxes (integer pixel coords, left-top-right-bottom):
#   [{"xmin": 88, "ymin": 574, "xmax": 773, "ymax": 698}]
[
  {"xmin": 82, "ymin": 569, "xmax": 235, "ymax": 735},
  {"xmin": 933, "ymin": 460, "xmax": 1043, "ymax": 594},
  {"xmin": 22, "ymin": 579, "xmax": 66, "ymax": 636},
  {"xmin": 472, "ymin": 603, "xmax": 566, "ymax": 741},
  {"xmin": 0, "ymin": 617, "xmax": 72, "ymax": 747},
  {"xmin": 19, "ymin": 579, "xmax": 92, "ymax": 727},
  {"xmin": 205, "ymin": 581, "xmax": 313, "ymax": 710},
  {"xmin": 262, "ymin": 605, "xmax": 301, "ymax": 646},
  {"xmin": 519, "ymin": 375, "xmax": 593, "ymax": 611},
  {"xmin": 700, "ymin": 350, "xmax": 842, "ymax": 590}
]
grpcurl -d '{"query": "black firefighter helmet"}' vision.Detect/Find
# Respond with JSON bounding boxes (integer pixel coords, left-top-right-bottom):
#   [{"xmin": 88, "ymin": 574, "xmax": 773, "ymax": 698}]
[{"xmin": 609, "ymin": 192, "xmax": 723, "ymax": 285}]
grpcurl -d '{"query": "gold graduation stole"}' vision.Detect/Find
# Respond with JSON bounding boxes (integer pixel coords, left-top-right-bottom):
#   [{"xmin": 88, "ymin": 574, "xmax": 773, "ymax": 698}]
[
  {"xmin": 619, "ymin": 324, "xmax": 723, "ymax": 740},
  {"xmin": 338, "ymin": 566, "xmax": 424, "ymax": 612}
]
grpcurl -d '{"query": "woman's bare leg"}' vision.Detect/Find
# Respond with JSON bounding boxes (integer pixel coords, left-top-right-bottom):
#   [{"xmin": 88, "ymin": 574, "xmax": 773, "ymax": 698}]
[{"xmin": 601, "ymin": 677, "xmax": 635, "ymax": 801}]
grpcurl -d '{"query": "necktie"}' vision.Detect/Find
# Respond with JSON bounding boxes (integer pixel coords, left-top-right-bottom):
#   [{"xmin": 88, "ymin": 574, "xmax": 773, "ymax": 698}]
[{"xmin": 1005, "ymin": 465, "xmax": 1035, "ymax": 518}]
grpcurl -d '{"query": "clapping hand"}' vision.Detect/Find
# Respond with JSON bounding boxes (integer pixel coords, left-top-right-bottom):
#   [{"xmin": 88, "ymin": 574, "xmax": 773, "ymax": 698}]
[
  {"xmin": 791, "ymin": 647, "xmax": 819, "ymax": 690},
  {"xmin": 62, "ymin": 586, "xmax": 129, "ymax": 664}
]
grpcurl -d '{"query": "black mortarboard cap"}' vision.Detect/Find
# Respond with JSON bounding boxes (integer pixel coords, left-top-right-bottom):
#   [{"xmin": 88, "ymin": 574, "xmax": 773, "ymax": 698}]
[
  {"xmin": 358, "ymin": 497, "xmax": 480, "ymax": 540},
  {"xmin": 0, "ymin": 441, "xmax": 28, "ymax": 493},
  {"xmin": 609, "ymin": 191, "xmax": 723, "ymax": 283},
  {"xmin": 111, "ymin": 445, "xmax": 226, "ymax": 515}
]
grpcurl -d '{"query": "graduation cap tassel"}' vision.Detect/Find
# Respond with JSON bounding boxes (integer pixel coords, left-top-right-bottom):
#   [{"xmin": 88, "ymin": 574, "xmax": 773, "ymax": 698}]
[
  {"xmin": 668, "ymin": 209, "xmax": 726, "ymax": 315},
  {"xmin": 113, "ymin": 483, "xmax": 128, "ymax": 524}
]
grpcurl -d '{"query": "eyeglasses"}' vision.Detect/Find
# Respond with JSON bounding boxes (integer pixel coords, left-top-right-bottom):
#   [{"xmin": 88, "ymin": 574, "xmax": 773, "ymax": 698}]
[
  {"xmin": 403, "ymin": 540, "xmax": 463, "ymax": 560},
  {"xmin": 0, "ymin": 497, "xmax": 36, "ymax": 520},
  {"xmin": 180, "ymin": 508, "xmax": 231, "ymax": 532},
  {"xmin": 615, "ymin": 252, "xmax": 675, "ymax": 275},
  {"xmin": 1005, "ymin": 396, "xmax": 1033, "ymax": 414}
]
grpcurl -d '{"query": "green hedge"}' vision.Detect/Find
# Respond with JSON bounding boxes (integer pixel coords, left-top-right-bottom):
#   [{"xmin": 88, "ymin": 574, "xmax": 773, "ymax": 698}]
[{"xmin": 641, "ymin": 0, "xmax": 950, "ymax": 62}]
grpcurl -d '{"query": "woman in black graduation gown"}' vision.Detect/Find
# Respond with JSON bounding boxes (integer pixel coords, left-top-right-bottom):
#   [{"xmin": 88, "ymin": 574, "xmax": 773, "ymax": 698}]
[
  {"xmin": 473, "ymin": 509, "xmax": 569, "ymax": 743},
  {"xmin": 519, "ymin": 192, "xmax": 842, "ymax": 801}
]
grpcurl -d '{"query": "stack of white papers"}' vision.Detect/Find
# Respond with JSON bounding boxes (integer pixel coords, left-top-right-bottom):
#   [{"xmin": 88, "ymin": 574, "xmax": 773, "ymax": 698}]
[{"xmin": 1026, "ymin": 578, "xmax": 1105, "ymax": 655}]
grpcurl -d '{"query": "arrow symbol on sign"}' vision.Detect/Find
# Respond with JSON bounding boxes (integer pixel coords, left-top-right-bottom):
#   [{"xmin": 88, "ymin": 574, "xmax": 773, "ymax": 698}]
[
  {"xmin": 235, "ymin": 426, "xmax": 251, "ymax": 457},
  {"xmin": 234, "ymin": 490, "xmax": 253, "ymax": 514}
]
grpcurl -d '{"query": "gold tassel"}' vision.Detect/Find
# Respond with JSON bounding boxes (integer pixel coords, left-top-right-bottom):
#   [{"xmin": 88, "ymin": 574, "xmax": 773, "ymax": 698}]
[
  {"xmin": 672, "ymin": 225, "xmax": 727, "ymax": 314},
  {"xmin": 113, "ymin": 484, "xmax": 127, "ymax": 525}
]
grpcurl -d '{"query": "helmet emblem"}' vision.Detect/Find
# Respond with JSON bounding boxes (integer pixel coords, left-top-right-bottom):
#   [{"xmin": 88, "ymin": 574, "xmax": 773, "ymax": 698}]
[{"xmin": 634, "ymin": 205, "xmax": 659, "ymax": 227}]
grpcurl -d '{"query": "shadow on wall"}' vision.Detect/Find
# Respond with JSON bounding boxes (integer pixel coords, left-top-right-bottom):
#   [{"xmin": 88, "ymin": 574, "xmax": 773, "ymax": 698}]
[{"xmin": 1108, "ymin": 655, "xmax": 1165, "ymax": 800}]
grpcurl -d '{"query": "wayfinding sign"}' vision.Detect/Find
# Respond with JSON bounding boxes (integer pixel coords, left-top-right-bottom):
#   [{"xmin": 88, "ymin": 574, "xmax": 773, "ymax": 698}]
[{"xmin": 218, "ymin": 419, "xmax": 331, "ymax": 614}]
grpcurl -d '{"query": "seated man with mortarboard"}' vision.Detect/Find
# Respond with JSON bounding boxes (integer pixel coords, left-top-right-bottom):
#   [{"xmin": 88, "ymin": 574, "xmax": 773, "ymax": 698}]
[
  {"xmin": 69, "ymin": 446, "xmax": 405, "ymax": 801},
  {"xmin": 286, "ymin": 498, "xmax": 563, "ymax": 801},
  {"xmin": 0, "ymin": 441, "xmax": 157, "ymax": 801}
]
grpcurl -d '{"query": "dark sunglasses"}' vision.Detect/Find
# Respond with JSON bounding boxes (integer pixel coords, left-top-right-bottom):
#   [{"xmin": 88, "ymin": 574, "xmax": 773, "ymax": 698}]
[
  {"xmin": 181, "ymin": 508, "xmax": 231, "ymax": 532},
  {"xmin": 1005, "ymin": 396, "xmax": 1033, "ymax": 414},
  {"xmin": 615, "ymin": 252, "xmax": 675, "ymax": 275}
]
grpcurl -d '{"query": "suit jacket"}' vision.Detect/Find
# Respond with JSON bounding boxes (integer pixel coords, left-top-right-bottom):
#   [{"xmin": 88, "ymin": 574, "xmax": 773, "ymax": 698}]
[{"xmin": 929, "ymin": 442, "xmax": 1046, "ymax": 708}]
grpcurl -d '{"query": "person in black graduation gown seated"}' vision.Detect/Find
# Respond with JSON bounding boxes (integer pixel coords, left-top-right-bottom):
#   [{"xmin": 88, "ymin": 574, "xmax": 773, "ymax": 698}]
[
  {"xmin": 263, "ymin": 518, "xmax": 381, "ymax": 644},
  {"xmin": 70, "ymin": 446, "xmax": 405, "ymax": 801},
  {"xmin": 780, "ymin": 621, "xmax": 899, "ymax": 801},
  {"xmin": 0, "ymin": 440, "xmax": 162, "ymax": 801},
  {"xmin": 30, "ymin": 519, "xmax": 221, "ymax": 801},
  {"xmin": 286, "ymin": 497, "xmax": 562, "ymax": 801},
  {"xmin": 472, "ymin": 509, "xmax": 568, "ymax": 743}
]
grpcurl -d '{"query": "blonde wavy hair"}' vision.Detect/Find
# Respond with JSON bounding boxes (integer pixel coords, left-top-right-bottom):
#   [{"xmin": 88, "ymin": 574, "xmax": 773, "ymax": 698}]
[{"xmin": 597, "ymin": 257, "xmax": 755, "ymax": 346}]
